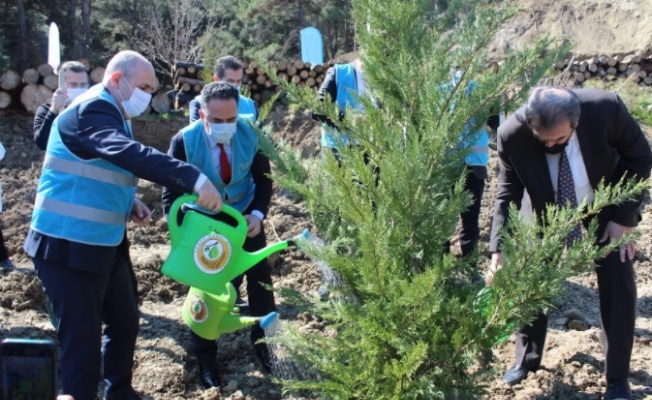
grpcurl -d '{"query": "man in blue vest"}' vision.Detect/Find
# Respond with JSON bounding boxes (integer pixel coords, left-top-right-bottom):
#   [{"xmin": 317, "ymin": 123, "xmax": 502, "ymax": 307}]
[
  {"xmin": 445, "ymin": 70, "xmax": 493, "ymax": 280},
  {"xmin": 24, "ymin": 50, "xmax": 223, "ymax": 400},
  {"xmin": 311, "ymin": 57, "xmax": 365, "ymax": 157},
  {"xmin": 189, "ymin": 56, "xmax": 258, "ymax": 123},
  {"xmin": 162, "ymin": 82, "xmax": 275, "ymax": 388}
]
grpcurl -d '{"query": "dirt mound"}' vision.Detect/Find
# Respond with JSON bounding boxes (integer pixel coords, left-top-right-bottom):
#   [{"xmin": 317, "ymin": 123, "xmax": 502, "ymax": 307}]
[{"xmin": 492, "ymin": 0, "xmax": 652, "ymax": 57}]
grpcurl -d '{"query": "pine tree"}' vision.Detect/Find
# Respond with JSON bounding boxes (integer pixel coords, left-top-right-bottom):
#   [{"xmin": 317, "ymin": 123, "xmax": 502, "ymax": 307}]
[{"xmin": 256, "ymin": 0, "xmax": 647, "ymax": 398}]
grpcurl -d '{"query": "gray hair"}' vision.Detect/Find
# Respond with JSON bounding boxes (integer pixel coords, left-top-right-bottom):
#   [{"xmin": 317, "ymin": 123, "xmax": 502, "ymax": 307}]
[
  {"xmin": 525, "ymin": 86, "xmax": 581, "ymax": 131},
  {"xmin": 198, "ymin": 82, "xmax": 239, "ymax": 110},
  {"xmin": 103, "ymin": 50, "xmax": 152, "ymax": 82}
]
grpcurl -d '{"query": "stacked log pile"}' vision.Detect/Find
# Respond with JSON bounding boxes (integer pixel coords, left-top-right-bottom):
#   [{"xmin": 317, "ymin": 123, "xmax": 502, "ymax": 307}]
[
  {"xmin": 241, "ymin": 60, "xmax": 329, "ymax": 104},
  {"xmin": 170, "ymin": 62, "xmax": 206, "ymax": 111},
  {"xmin": 0, "ymin": 62, "xmax": 106, "ymax": 113},
  {"xmin": 553, "ymin": 52, "xmax": 652, "ymax": 87}
]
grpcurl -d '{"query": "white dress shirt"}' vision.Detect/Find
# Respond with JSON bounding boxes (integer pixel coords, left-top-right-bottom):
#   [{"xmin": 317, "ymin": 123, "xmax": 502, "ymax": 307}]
[
  {"xmin": 545, "ymin": 132, "xmax": 595, "ymax": 205},
  {"xmin": 203, "ymin": 132, "xmax": 264, "ymax": 220}
]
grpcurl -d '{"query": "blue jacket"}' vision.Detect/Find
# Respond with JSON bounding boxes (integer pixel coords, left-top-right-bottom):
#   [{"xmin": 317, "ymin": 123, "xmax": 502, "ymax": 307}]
[
  {"xmin": 181, "ymin": 119, "xmax": 258, "ymax": 212},
  {"xmin": 189, "ymin": 94, "xmax": 258, "ymax": 124}
]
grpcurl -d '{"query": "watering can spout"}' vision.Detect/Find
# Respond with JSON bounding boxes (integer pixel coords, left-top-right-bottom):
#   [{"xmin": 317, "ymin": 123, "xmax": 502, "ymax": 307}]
[
  {"xmin": 218, "ymin": 311, "xmax": 279, "ymax": 336},
  {"xmin": 239, "ymin": 229, "xmax": 310, "ymax": 275}
]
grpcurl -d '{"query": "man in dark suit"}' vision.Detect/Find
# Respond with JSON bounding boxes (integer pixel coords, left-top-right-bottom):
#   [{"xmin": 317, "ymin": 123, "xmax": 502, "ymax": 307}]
[
  {"xmin": 488, "ymin": 86, "xmax": 652, "ymax": 400},
  {"xmin": 24, "ymin": 50, "xmax": 223, "ymax": 400},
  {"xmin": 162, "ymin": 82, "xmax": 275, "ymax": 388}
]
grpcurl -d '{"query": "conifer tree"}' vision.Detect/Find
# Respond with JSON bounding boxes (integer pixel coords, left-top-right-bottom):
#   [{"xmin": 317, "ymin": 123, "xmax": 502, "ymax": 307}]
[{"xmin": 256, "ymin": 0, "xmax": 648, "ymax": 398}]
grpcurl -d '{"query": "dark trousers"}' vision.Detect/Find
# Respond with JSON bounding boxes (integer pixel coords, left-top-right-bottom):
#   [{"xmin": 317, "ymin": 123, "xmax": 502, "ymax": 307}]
[
  {"xmin": 445, "ymin": 169, "xmax": 485, "ymax": 268},
  {"xmin": 191, "ymin": 224, "xmax": 276, "ymax": 362},
  {"xmin": 513, "ymin": 221, "xmax": 636, "ymax": 380},
  {"xmin": 0, "ymin": 225, "xmax": 8, "ymax": 261},
  {"xmin": 34, "ymin": 254, "xmax": 140, "ymax": 400}
]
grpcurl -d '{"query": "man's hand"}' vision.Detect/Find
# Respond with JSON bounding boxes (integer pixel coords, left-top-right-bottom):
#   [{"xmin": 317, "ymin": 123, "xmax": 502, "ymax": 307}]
[
  {"xmin": 245, "ymin": 214, "xmax": 262, "ymax": 238},
  {"xmin": 600, "ymin": 220, "xmax": 635, "ymax": 262},
  {"xmin": 196, "ymin": 180, "xmax": 223, "ymax": 212},
  {"xmin": 130, "ymin": 198, "xmax": 151, "ymax": 226},
  {"xmin": 49, "ymin": 88, "xmax": 68, "ymax": 114},
  {"xmin": 485, "ymin": 252, "xmax": 504, "ymax": 287}
]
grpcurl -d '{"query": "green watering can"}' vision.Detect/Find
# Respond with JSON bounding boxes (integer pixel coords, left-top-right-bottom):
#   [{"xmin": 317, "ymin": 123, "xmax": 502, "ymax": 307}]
[
  {"xmin": 162, "ymin": 194, "xmax": 306, "ymax": 340},
  {"xmin": 162, "ymin": 194, "xmax": 301, "ymax": 293}
]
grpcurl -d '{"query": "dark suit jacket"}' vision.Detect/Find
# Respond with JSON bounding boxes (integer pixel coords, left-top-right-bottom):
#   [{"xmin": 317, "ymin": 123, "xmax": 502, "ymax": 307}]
[
  {"xmin": 161, "ymin": 130, "xmax": 272, "ymax": 216},
  {"xmin": 28, "ymin": 86, "xmax": 203, "ymax": 274},
  {"xmin": 490, "ymin": 88, "xmax": 652, "ymax": 252},
  {"xmin": 33, "ymin": 103, "xmax": 57, "ymax": 150}
]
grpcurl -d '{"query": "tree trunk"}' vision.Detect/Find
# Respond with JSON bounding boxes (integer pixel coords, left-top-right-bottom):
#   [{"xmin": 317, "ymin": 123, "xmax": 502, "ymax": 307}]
[
  {"xmin": 65, "ymin": 0, "xmax": 78, "ymax": 60},
  {"xmin": 16, "ymin": 0, "xmax": 27, "ymax": 73},
  {"xmin": 43, "ymin": 75, "xmax": 60, "ymax": 90},
  {"xmin": 151, "ymin": 91, "xmax": 171, "ymax": 114},
  {"xmin": 0, "ymin": 91, "xmax": 11, "ymax": 109},
  {"xmin": 22, "ymin": 69, "xmax": 40, "ymax": 84},
  {"xmin": 37, "ymin": 64, "xmax": 55, "ymax": 78},
  {"xmin": 21, "ymin": 84, "xmax": 53, "ymax": 114},
  {"xmin": 81, "ymin": 0, "xmax": 92, "ymax": 59},
  {"xmin": 90, "ymin": 67, "xmax": 105, "ymax": 84},
  {"xmin": 1, "ymin": 70, "xmax": 21, "ymax": 90}
]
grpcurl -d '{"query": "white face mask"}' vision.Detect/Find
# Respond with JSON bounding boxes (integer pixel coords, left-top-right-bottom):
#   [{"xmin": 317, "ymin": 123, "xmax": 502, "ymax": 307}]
[
  {"xmin": 67, "ymin": 88, "xmax": 88, "ymax": 104},
  {"xmin": 117, "ymin": 78, "xmax": 152, "ymax": 118},
  {"xmin": 208, "ymin": 122, "xmax": 237, "ymax": 144}
]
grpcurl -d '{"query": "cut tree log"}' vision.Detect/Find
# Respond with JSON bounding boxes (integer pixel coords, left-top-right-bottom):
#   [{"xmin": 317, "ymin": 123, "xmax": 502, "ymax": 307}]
[
  {"xmin": 193, "ymin": 84, "xmax": 202, "ymax": 92},
  {"xmin": 618, "ymin": 63, "xmax": 628, "ymax": 72},
  {"xmin": 1, "ymin": 70, "xmax": 21, "ymax": 90},
  {"xmin": 277, "ymin": 61, "xmax": 287, "ymax": 71},
  {"xmin": 78, "ymin": 58, "xmax": 92, "ymax": 70},
  {"xmin": 90, "ymin": 67, "xmax": 105, "ymax": 83},
  {"xmin": 286, "ymin": 65, "xmax": 297, "ymax": 76},
  {"xmin": 306, "ymin": 77, "xmax": 316, "ymax": 87},
  {"xmin": 37, "ymin": 63, "xmax": 54, "ymax": 77},
  {"xmin": 606, "ymin": 57, "xmax": 617, "ymax": 67},
  {"xmin": 21, "ymin": 84, "xmax": 53, "ymax": 114},
  {"xmin": 291, "ymin": 75, "xmax": 301, "ymax": 84},
  {"xmin": 43, "ymin": 75, "xmax": 59, "ymax": 90},
  {"xmin": 256, "ymin": 75, "xmax": 267, "ymax": 85},
  {"xmin": 264, "ymin": 80, "xmax": 273, "ymax": 88},
  {"xmin": 22, "ymin": 68, "xmax": 40, "ymax": 84},
  {"xmin": 606, "ymin": 67, "xmax": 618, "ymax": 75},
  {"xmin": 0, "ymin": 91, "xmax": 11, "ymax": 108},
  {"xmin": 249, "ymin": 61, "xmax": 258, "ymax": 70},
  {"xmin": 151, "ymin": 91, "xmax": 171, "ymax": 114},
  {"xmin": 299, "ymin": 70, "xmax": 309, "ymax": 79},
  {"xmin": 293, "ymin": 60, "xmax": 304, "ymax": 69},
  {"xmin": 313, "ymin": 65, "xmax": 324, "ymax": 74},
  {"xmin": 588, "ymin": 63, "xmax": 598, "ymax": 73},
  {"xmin": 176, "ymin": 77, "xmax": 205, "ymax": 87}
]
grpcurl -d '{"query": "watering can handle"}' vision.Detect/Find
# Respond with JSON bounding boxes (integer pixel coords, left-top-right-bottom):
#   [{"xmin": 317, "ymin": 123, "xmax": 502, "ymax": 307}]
[{"xmin": 168, "ymin": 194, "xmax": 248, "ymax": 244}]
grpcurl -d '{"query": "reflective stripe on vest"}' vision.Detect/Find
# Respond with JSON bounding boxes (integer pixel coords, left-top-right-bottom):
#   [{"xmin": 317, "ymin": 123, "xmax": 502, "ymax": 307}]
[
  {"xmin": 35, "ymin": 194, "xmax": 127, "ymax": 225},
  {"xmin": 44, "ymin": 154, "xmax": 137, "ymax": 187}
]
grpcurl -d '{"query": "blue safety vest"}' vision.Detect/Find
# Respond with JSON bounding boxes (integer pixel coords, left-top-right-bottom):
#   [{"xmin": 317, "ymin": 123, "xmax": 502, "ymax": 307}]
[
  {"xmin": 321, "ymin": 64, "xmax": 360, "ymax": 148},
  {"xmin": 238, "ymin": 95, "xmax": 257, "ymax": 121},
  {"xmin": 30, "ymin": 85, "xmax": 138, "ymax": 246},
  {"xmin": 182, "ymin": 119, "xmax": 257, "ymax": 212},
  {"xmin": 450, "ymin": 74, "xmax": 489, "ymax": 167}
]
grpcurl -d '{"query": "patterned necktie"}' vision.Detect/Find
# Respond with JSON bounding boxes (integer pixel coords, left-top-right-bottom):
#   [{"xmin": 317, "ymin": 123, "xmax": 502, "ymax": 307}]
[
  {"xmin": 557, "ymin": 150, "xmax": 582, "ymax": 244},
  {"xmin": 218, "ymin": 143, "xmax": 231, "ymax": 184}
]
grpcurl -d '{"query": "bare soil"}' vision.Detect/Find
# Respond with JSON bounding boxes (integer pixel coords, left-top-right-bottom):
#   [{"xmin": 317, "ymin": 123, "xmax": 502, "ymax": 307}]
[{"xmin": 2, "ymin": 1, "xmax": 652, "ymax": 394}]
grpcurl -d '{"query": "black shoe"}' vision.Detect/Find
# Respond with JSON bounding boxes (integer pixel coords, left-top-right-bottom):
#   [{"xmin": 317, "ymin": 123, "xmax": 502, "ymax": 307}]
[
  {"xmin": 254, "ymin": 343, "xmax": 273, "ymax": 373},
  {"xmin": 103, "ymin": 389, "xmax": 141, "ymax": 400},
  {"xmin": 235, "ymin": 295, "xmax": 249, "ymax": 310},
  {"xmin": 604, "ymin": 379, "xmax": 632, "ymax": 400},
  {"xmin": 502, "ymin": 364, "xmax": 531, "ymax": 386},
  {"xmin": 198, "ymin": 358, "xmax": 221, "ymax": 389}
]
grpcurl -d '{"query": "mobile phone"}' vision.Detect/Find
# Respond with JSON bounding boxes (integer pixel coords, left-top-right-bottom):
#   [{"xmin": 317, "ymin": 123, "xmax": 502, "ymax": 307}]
[
  {"xmin": 0, "ymin": 338, "xmax": 57, "ymax": 400},
  {"xmin": 58, "ymin": 73, "xmax": 65, "ymax": 91}
]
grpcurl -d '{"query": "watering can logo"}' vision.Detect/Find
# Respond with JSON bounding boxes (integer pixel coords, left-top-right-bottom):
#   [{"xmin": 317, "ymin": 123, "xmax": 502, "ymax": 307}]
[
  {"xmin": 189, "ymin": 295, "xmax": 209, "ymax": 323},
  {"xmin": 194, "ymin": 233, "xmax": 232, "ymax": 274}
]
